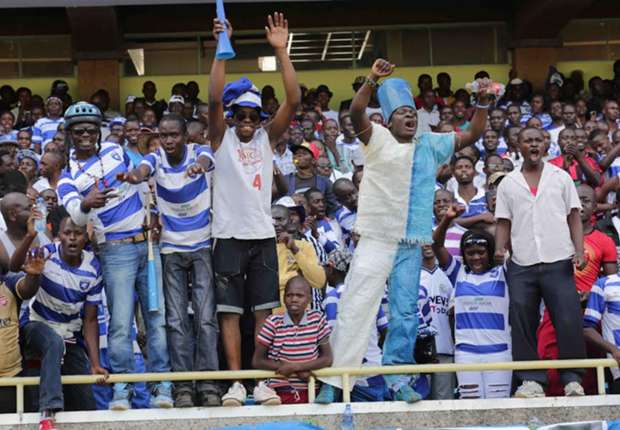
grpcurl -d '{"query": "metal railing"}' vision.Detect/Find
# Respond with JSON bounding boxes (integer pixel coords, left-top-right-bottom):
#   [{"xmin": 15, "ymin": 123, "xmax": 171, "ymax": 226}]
[{"xmin": 0, "ymin": 358, "xmax": 617, "ymax": 414}]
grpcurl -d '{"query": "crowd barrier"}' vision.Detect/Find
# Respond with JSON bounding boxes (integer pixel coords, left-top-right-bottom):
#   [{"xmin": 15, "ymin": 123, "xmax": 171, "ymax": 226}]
[{"xmin": 0, "ymin": 358, "xmax": 617, "ymax": 414}]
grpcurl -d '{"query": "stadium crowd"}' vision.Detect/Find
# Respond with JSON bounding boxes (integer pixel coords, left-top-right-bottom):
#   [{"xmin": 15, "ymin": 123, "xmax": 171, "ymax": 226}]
[{"xmin": 2, "ymin": 11, "xmax": 620, "ymax": 430}]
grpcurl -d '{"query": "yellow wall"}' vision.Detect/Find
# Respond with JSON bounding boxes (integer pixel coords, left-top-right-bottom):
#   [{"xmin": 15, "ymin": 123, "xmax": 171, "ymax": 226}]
[
  {"xmin": 120, "ymin": 65, "xmax": 512, "ymax": 110},
  {"xmin": 1, "ymin": 77, "xmax": 79, "ymax": 100},
  {"xmin": 556, "ymin": 60, "xmax": 615, "ymax": 84},
  {"xmin": 4, "ymin": 61, "xmax": 614, "ymax": 110}
]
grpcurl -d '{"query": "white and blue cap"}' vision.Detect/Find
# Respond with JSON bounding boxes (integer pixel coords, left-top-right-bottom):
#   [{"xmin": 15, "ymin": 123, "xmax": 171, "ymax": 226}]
[
  {"xmin": 109, "ymin": 116, "xmax": 126, "ymax": 129},
  {"xmin": 17, "ymin": 149, "xmax": 40, "ymax": 168},
  {"xmin": 377, "ymin": 78, "xmax": 416, "ymax": 122},
  {"xmin": 223, "ymin": 77, "xmax": 268, "ymax": 119}
]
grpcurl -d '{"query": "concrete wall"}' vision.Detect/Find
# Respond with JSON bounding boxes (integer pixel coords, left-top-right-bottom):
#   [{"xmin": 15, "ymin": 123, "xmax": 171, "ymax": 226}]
[{"xmin": 3, "ymin": 396, "xmax": 620, "ymax": 430}]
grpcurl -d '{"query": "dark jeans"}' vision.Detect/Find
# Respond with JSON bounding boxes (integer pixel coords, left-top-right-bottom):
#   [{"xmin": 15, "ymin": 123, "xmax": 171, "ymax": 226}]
[
  {"xmin": 162, "ymin": 248, "xmax": 219, "ymax": 394},
  {"xmin": 0, "ymin": 386, "xmax": 17, "ymax": 414},
  {"xmin": 507, "ymin": 259, "xmax": 586, "ymax": 386},
  {"xmin": 22, "ymin": 321, "xmax": 95, "ymax": 412}
]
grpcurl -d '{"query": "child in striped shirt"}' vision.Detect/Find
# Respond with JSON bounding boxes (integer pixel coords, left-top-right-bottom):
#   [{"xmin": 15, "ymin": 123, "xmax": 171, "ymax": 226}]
[
  {"xmin": 252, "ymin": 276, "xmax": 333, "ymax": 405},
  {"xmin": 433, "ymin": 204, "xmax": 511, "ymax": 399}
]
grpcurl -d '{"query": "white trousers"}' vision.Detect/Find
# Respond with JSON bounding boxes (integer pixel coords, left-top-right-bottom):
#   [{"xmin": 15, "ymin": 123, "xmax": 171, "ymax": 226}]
[
  {"xmin": 319, "ymin": 236, "xmax": 399, "ymax": 389},
  {"xmin": 455, "ymin": 349, "xmax": 512, "ymax": 399}
]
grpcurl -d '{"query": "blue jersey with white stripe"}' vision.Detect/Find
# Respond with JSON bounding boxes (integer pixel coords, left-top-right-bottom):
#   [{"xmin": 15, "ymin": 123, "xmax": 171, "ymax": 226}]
[
  {"xmin": 334, "ymin": 206, "xmax": 356, "ymax": 251},
  {"xmin": 141, "ymin": 144, "xmax": 215, "ymax": 254},
  {"xmin": 584, "ymin": 275, "xmax": 620, "ymax": 350},
  {"xmin": 58, "ymin": 142, "xmax": 145, "ymax": 244},
  {"xmin": 444, "ymin": 255, "xmax": 510, "ymax": 354},
  {"xmin": 316, "ymin": 218, "xmax": 343, "ymax": 254},
  {"xmin": 21, "ymin": 242, "xmax": 103, "ymax": 341},
  {"xmin": 476, "ymin": 136, "xmax": 508, "ymax": 160},
  {"xmin": 32, "ymin": 117, "xmax": 64, "ymax": 149},
  {"xmin": 608, "ymin": 158, "xmax": 620, "ymax": 179},
  {"xmin": 456, "ymin": 188, "xmax": 488, "ymax": 219}
]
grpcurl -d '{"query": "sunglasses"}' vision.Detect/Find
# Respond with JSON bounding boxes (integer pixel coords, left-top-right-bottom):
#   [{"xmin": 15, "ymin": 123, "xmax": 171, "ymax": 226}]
[
  {"xmin": 464, "ymin": 237, "xmax": 488, "ymax": 247},
  {"xmin": 71, "ymin": 127, "xmax": 99, "ymax": 137},
  {"xmin": 235, "ymin": 110, "xmax": 260, "ymax": 123}
]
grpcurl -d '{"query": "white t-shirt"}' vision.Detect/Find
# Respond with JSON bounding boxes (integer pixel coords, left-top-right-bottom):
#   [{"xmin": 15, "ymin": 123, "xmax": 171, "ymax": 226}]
[
  {"xmin": 416, "ymin": 106, "xmax": 440, "ymax": 136},
  {"xmin": 420, "ymin": 266, "xmax": 455, "ymax": 355},
  {"xmin": 212, "ymin": 127, "xmax": 275, "ymax": 240},
  {"xmin": 322, "ymin": 109, "xmax": 340, "ymax": 125}
]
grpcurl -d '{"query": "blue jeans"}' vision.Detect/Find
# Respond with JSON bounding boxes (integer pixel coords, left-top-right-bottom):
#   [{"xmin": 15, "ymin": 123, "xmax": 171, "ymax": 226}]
[
  {"xmin": 99, "ymin": 241, "xmax": 170, "ymax": 375},
  {"xmin": 22, "ymin": 321, "xmax": 95, "ymax": 412},
  {"xmin": 383, "ymin": 243, "xmax": 422, "ymax": 391},
  {"xmin": 162, "ymin": 248, "xmax": 219, "ymax": 393}
]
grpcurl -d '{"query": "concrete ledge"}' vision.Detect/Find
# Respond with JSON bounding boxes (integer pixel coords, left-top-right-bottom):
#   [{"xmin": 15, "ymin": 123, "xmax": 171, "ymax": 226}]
[{"xmin": 2, "ymin": 395, "xmax": 620, "ymax": 429}]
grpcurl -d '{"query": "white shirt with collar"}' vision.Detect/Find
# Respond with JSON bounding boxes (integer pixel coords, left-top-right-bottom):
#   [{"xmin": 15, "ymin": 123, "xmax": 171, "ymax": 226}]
[
  {"xmin": 416, "ymin": 105, "xmax": 440, "ymax": 136},
  {"xmin": 495, "ymin": 162, "xmax": 581, "ymax": 266}
]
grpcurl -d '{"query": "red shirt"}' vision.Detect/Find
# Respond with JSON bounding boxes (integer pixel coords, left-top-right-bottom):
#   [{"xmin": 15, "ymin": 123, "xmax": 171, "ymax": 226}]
[
  {"xmin": 537, "ymin": 229, "xmax": 616, "ymax": 395},
  {"xmin": 574, "ymin": 229, "xmax": 617, "ymax": 293},
  {"xmin": 548, "ymin": 155, "xmax": 603, "ymax": 186}
]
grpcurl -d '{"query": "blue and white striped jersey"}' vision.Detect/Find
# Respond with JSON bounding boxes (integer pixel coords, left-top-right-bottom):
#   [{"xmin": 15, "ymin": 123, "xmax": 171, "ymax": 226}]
[
  {"xmin": 316, "ymin": 218, "xmax": 343, "ymax": 254},
  {"xmin": 21, "ymin": 242, "xmax": 103, "ymax": 341},
  {"xmin": 58, "ymin": 142, "xmax": 145, "ymax": 244},
  {"xmin": 444, "ymin": 255, "xmax": 510, "ymax": 355},
  {"xmin": 334, "ymin": 206, "xmax": 356, "ymax": 251},
  {"xmin": 32, "ymin": 117, "xmax": 64, "ymax": 149},
  {"xmin": 141, "ymin": 143, "xmax": 214, "ymax": 254},
  {"xmin": 455, "ymin": 188, "xmax": 488, "ymax": 219},
  {"xmin": 584, "ymin": 274, "xmax": 620, "ymax": 378}
]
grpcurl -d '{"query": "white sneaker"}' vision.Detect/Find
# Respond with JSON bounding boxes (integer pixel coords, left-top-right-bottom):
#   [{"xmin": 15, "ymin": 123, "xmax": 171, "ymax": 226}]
[
  {"xmin": 564, "ymin": 381, "xmax": 585, "ymax": 396},
  {"xmin": 253, "ymin": 381, "xmax": 281, "ymax": 405},
  {"xmin": 514, "ymin": 381, "xmax": 546, "ymax": 398},
  {"xmin": 222, "ymin": 382, "xmax": 247, "ymax": 406}
]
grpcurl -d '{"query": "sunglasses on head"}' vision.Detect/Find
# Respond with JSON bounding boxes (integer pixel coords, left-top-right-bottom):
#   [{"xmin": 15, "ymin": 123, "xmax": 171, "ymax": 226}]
[
  {"xmin": 71, "ymin": 127, "xmax": 99, "ymax": 136},
  {"xmin": 235, "ymin": 110, "xmax": 260, "ymax": 122},
  {"xmin": 464, "ymin": 237, "xmax": 488, "ymax": 247}
]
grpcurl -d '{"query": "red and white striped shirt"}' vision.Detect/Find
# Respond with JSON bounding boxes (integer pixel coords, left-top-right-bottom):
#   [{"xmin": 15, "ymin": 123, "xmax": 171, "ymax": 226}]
[{"xmin": 257, "ymin": 310, "xmax": 331, "ymax": 390}]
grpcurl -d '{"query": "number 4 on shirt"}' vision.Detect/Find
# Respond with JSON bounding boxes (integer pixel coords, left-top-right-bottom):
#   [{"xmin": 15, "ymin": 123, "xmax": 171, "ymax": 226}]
[{"xmin": 253, "ymin": 174, "xmax": 262, "ymax": 190}]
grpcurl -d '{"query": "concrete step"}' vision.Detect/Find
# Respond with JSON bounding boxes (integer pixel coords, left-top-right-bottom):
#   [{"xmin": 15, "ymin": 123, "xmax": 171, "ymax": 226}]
[{"xmin": 2, "ymin": 395, "xmax": 620, "ymax": 430}]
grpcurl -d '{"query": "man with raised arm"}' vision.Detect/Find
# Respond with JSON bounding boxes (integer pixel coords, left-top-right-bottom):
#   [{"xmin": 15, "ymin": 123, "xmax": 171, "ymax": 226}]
[
  {"xmin": 208, "ymin": 12, "xmax": 301, "ymax": 406},
  {"xmin": 316, "ymin": 59, "xmax": 491, "ymax": 403}
]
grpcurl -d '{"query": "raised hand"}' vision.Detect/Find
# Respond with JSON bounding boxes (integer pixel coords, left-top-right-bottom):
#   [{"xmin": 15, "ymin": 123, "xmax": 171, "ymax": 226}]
[
  {"xmin": 445, "ymin": 203, "xmax": 465, "ymax": 221},
  {"xmin": 186, "ymin": 163, "xmax": 206, "ymax": 177},
  {"xmin": 212, "ymin": 18, "xmax": 232, "ymax": 42},
  {"xmin": 265, "ymin": 12, "xmax": 288, "ymax": 50},
  {"xmin": 23, "ymin": 247, "xmax": 49, "ymax": 276},
  {"xmin": 82, "ymin": 179, "xmax": 117, "ymax": 211},
  {"xmin": 370, "ymin": 59, "xmax": 395, "ymax": 80}
]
